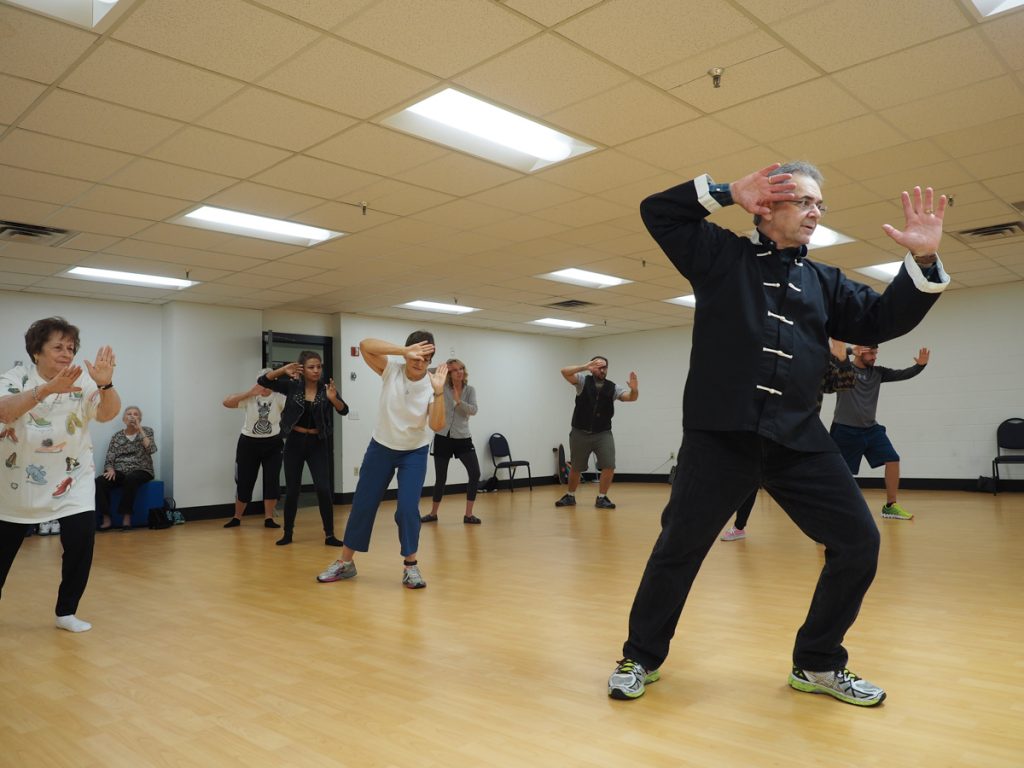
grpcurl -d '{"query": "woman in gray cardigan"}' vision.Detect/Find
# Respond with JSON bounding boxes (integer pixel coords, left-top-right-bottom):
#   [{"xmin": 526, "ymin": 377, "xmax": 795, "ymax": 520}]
[{"xmin": 420, "ymin": 358, "xmax": 481, "ymax": 524}]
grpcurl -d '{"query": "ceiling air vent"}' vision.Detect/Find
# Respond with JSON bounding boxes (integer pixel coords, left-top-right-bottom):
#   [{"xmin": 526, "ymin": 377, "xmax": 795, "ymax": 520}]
[
  {"xmin": 545, "ymin": 299, "xmax": 595, "ymax": 309},
  {"xmin": 949, "ymin": 221, "xmax": 1024, "ymax": 246},
  {"xmin": 0, "ymin": 220, "xmax": 76, "ymax": 247}
]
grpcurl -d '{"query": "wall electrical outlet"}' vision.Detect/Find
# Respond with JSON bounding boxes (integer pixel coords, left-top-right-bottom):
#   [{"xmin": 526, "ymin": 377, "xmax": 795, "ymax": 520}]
[{"xmin": 353, "ymin": 466, "xmax": 360, "ymax": 476}]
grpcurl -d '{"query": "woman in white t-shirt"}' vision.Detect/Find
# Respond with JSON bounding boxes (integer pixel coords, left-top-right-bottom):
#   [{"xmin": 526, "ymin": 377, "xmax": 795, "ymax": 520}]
[
  {"xmin": 0, "ymin": 316, "xmax": 120, "ymax": 633},
  {"xmin": 316, "ymin": 331, "xmax": 447, "ymax": 590},
  {"xmin": 221, "ymin": 374, "xmax": 286, "ymax": 529}
]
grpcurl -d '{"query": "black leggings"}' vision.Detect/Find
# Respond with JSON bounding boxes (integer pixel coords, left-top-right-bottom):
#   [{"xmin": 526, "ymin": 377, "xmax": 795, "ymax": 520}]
[
  {"xmin": 0, "ymin": 510, "xmax": 95, "ymax": 617},
  {"xmin": 432, "ymin": 434, "xmax": 481, "ymax": 503},
  {"xmin": 282, "ymin": 432, "xmax": 334, "ymax": 536},
  {"xmin": 734, "ymin": 489, "xmax": 757, "ymax": 529},
  {"xmin": 235, "ymin": 434, "xmax": 283, "ymax": 503},
  {"xmin": 95, "ymin": 470, "xmax": 153, "ymax": 521}
]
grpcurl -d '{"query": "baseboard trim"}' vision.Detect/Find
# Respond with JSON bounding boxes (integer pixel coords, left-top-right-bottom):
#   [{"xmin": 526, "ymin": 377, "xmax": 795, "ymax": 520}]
[{"xmin": 178, "ymin": 475, "xmax": 1024, "ymax": 520}]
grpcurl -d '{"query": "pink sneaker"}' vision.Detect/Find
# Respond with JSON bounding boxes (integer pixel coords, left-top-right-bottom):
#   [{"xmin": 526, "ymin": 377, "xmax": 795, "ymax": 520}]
[{"xmin": 720, "ymin": 526, "xmax": 746, "ymax": 541}]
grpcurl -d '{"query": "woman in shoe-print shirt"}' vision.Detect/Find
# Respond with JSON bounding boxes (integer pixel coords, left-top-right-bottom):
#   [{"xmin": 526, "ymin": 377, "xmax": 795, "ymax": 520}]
[{"xmin": 0, "ymin": 316, "xmax": 120, "ymax": 633}]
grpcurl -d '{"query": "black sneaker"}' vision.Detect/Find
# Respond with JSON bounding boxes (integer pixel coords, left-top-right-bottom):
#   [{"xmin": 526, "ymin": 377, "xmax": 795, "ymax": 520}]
[
  {"xmin": 595, "ymin": 496, "xmax": 616, "ymax": 509},
  {"xmin": 555, "ymin": 493, "xmax": 576, "ymax": 507}
]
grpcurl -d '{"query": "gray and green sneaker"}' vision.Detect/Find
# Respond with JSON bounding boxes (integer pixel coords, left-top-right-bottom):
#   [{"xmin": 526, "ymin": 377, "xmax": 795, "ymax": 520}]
[
  {"xmin": 402, "ymin": 564, "xmax": 426, "ymax": 589},
  {"xmin": 608, "ymin": 659, "xmax": 660, "ymax": 700},
  {"xmin": 881, "ymin": 502, "xmax": 913, "ymax": 520},
  {"xmin": 788, "ymin": 667, "xmax": 886, "ymax": 706},
  {"xmin": 317, "ymin": 559, "xmax": 357, "ymax": 583}
]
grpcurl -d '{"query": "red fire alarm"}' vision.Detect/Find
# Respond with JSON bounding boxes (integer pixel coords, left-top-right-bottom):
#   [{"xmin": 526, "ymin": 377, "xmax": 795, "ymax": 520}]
[{"xmin": 350, "ymin": 346, "xmax": 360, "ymax": 357}]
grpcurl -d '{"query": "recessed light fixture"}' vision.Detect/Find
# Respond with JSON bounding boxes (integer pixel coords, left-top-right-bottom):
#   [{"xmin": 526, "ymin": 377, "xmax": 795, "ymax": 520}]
[
  {"xmin": 6, "ymin": 1, "xmax": 121, "ymax": 29},
  {"xmin": 530, "ymin": 318, "xmax": 591, "ymax": 330},
  {"xmin": 968, "ymin": 0, "xmax": 1024, "ymax": 17},
  {"xmin": 855, "ymin": 262, "xmax": 902, "ymax": 283},
  {"xmin": 398, "ymin": 300, "xmax": 478, "ymax": 315},
  {"xmin": 65, "ymin": 266, "xmax": 197, "ymax": 289},
  {"xmin": 382, "ymin": 88, "xmax": 597, "ymax": 173},
  {"xmin": 664, "ymin": 294, "xmax": 697, "ymax": 307},
  {"xmin": 808, "ymin": 224, "xmax": 856, "ymax": 250},
  {"xmin": 540, "ymin": 268, "xmax": 632, "ymax": 289},
  {"xmin": 176, "ymin": 206, "xmax": 344, "ymax": 247}
]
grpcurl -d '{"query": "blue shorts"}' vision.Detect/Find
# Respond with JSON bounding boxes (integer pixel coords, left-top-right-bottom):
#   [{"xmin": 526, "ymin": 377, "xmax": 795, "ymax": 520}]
[{"xmin": 829, "ymin": 423, "xmax": 900, "ymax": 475}]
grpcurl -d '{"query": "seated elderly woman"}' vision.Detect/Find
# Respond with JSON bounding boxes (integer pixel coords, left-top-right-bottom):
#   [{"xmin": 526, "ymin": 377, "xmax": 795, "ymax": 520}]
[{"xmin": 95, "ymin": 406, "xmax": 157, "ymax": 530}]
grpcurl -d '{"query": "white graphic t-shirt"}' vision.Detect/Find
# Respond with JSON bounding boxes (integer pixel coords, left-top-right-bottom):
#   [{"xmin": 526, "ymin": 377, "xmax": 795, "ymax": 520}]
[
  {"xmin": 0, "ymin": 364, "xmax": 99, "ymax": 523},
  {"xmin": 238, "ymin": 392, "xmax": 286, "ymax": 438}
]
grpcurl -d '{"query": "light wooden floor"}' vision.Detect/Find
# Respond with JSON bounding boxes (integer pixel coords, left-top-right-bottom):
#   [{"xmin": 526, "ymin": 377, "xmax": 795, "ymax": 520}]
[{"xmin": 1, "ymin": 485, "xmax": 1022, "ymax": 768}]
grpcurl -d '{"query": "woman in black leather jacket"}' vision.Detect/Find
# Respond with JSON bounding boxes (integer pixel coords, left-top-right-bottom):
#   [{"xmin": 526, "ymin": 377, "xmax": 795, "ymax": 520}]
[{"xmin": 258, "ymin": 351, "xmax": 348, "ymax": 546}]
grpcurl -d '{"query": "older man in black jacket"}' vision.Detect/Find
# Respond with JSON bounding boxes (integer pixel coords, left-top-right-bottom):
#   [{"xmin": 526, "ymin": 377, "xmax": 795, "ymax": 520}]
[{"xmin": 608, "ymin": 162, "xmax": 948, "ymax": 708}]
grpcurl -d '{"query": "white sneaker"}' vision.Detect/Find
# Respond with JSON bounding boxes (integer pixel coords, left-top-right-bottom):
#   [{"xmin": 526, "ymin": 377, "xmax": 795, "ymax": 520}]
[
  {"xmin": 55, "ymin": 615, "xmax": 92, "ymax": 632},
  {"xmin": 37, "ymin": 521, "xmax": 51, "ymax": 535},
  {"xmin": 317, "ymin": 560, "xmax": 357, "ymax": 583},
  {"xmin": 50, "ymin": 520, "xmax": 60, "ymax": 535}
]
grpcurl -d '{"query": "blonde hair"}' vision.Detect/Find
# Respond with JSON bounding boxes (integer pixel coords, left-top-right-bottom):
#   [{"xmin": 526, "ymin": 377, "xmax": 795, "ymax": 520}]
[{"xmin": 445, "ymin": 358, "xmax": 467, "ymax": 386}]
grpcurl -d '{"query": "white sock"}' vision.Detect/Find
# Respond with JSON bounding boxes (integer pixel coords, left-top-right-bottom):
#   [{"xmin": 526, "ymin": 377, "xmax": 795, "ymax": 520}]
[
  {"xmin": 597, "ymin": 494, "xmax": 606, "ymax": 499},
  {"xmin": 55, "ymin": 614, "xmax": 92, "ymax": 633}
]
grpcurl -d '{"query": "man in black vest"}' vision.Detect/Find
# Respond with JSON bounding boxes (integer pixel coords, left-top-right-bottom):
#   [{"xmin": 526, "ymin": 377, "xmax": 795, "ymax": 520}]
[
  {"xmin": 555, "ymin": 356, "xmax": 638, "ymax": 510},
  {"xmin": 608, "ymin": 161, "xmax": 949, "ymax": 708}
]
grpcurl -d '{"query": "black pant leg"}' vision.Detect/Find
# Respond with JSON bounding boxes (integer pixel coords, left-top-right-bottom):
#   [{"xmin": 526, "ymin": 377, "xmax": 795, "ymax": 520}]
[
  {"xmin": 235, "ymin": 435, "xmax": 261, "ymax": 504},
  {"xmin": 431, "ymin": 436, "xmax": 455, "ymax": 502},
  {"xmin": 623, "ymin": 431, "xmax": 760, "ymax": 670},
  {"xmin": 456, "ymin": 444, "xmax": 481, "ymax": 502},
  {"xmin": 761, "ymin": 446, "xmax": 879, "ymax": 672},
  {"xmin": 260, "ymin": 437, "xmax": 283, "ymax": 500},
  {"xmin": 117, "ymin": 470, "xmax": 153, "ymax": 520},
  {"xmin": 94, "ymin": 475, "xmax": 114, "ymax": 519},
  {"xmin": 54, "ymin": 510, "xmax": 95, "ymax": 617},
  {"xmin": 303, "ymin": 437, "xmax": 334, "ymax": 536},
  {"xmin": 0, "ymin": 519, "xmax": 30, "ymax": 601},
  {"xmin": 281, "ymin": 434, "xmax": 304, "ymax": 532},
  {"xmin": 734, "ymin": 489, "xmax": 758, "ymax": 529}
]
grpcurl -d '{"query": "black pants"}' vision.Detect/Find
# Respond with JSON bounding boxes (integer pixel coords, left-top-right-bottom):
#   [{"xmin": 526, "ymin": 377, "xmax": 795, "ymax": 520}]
[
  {"xmin": 734, "ymin": 489, "xmax": 757, "ymax": 529},
  {"xmin": 95, "ymin": 470, "xmax": 153, "ymax": 524},
  {"xmin": 432, "ymin": 434, "xmax": 481, "ymax": 503},
  {"xmin": 0, "ymin": 510, "xmax": 95, "ymax": 617},
  {"xmin": 282, "ymin": 432, "xmax": 334, "ymax": 536},
  {"xmin": 623, "ymin": 430, "xmax": 879, "ymax": 673},
  {"xmin": 235, "ymin": 434, "xmax": 283, "ymax": 503}
]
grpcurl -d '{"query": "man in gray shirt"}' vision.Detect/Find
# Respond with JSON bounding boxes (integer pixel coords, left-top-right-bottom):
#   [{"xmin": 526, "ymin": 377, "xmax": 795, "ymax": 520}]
[
  {"xmin": 830, "ymin": 345, "xmax": 930, "ymax": 520},
  {"xmin": 555, "ymin": 356, "xmax": 638, "ymax": 510}
]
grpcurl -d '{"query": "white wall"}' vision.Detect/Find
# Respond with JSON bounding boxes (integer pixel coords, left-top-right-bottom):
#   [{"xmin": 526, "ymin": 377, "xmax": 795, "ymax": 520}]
[
  {"xmin": 336, "ymin": 315, "xmax": 579, "ymax": 494},
  {"xmin": 0, "ymin": 291, "xmax": 163, "ymax": 474},
  {"xmin": 2, "ymin": 280, "xmax": 1021, "ymax": 513}
]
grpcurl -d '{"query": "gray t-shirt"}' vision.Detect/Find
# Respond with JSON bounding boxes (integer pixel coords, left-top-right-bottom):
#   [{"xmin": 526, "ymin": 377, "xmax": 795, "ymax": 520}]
[{"xmin": 832, "ymin": 363, "xmax": 925, "ymax": 428}]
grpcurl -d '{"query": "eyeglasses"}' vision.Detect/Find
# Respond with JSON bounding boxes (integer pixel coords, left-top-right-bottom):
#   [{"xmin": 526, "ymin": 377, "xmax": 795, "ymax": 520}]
[{"xmin": 782, "ymin": 197, "xmax": 828, "ymax": 215}]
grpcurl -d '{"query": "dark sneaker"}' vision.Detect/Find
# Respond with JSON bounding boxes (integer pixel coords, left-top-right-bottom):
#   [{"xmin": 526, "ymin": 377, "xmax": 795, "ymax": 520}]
[
  {"xmin": 788, "ymin": 667, "xmax": 886, "ymax": 706},
  {"xmin": 608, "ymin": 659, "xmax": 660, "ymax": 700},
  {"xmin": 402, "ymin": 565, "xmax": 426, "ymax": 589},
  {"xmin": 317, "ymin": 559, "xmax": 356, "ymax": 583},
  {"xmin": 595, "ymin": 496, "xmax": 616, "ymax": 509},
  {"xmin": 555, "ymin": 493, "xmax": 576, "ymax": 507}
]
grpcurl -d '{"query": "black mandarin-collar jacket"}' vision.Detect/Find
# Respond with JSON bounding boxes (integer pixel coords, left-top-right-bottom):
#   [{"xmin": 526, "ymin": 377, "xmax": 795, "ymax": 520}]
[{"xmin": 641, "ymin": 176, "xmax": 947, "ymax": 453}]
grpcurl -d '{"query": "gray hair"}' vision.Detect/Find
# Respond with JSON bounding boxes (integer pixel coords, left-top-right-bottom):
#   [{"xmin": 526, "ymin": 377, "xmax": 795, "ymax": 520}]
[{"xmin": 753, "ymin": 160, "xmax": 825, "ymax": 226}]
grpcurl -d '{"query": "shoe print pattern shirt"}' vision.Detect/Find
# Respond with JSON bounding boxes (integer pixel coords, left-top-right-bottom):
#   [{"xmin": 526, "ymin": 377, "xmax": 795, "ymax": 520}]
[{"xmin": 0, "ymin": 363, "xmax": 100, "ymax": 523}]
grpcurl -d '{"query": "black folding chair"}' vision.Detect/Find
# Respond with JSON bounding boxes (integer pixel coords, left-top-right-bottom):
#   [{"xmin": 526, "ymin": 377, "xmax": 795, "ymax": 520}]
[{"xmin": 488, "ymin": 433, "xmax": 532, "ymax": 492}]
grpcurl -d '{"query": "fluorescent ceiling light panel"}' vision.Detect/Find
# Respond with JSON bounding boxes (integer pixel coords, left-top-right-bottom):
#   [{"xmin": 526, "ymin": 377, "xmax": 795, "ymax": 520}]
[
  {"xmin": 969, "ymin": 0, "xmax": 1024, "ymax": 17},
  {"xmin": 382, "ymin": 88, "xmax": 597, "ymax": 173},
  {"xmin": 177, "ymin": 206, "xmax": 344, "ymax": 247},
  {"xmin": 398, "ymin": 300, "xmax": 478, "ymax": 315},
  {"xmin": 530, "ymin": 318, "xmax": 591, "ymax": 329},
  {"xmin": 808, "ymin": 224, "xmax": 856, "ymax": 250},
  {"xmin": 6, "ymin": 1, "xmax": 121, "ymax": 28},
  {"xmin": 665, "ymin": 294, "xmax": 697, "ymax": 307},
  {"xmin": 65, "ymin": 266, "xmax": 197, "ymax": 289},
  {"xmin": 855, "ymin": 262, "xmax": 902, "ymax": 282},
  {"xmin": 540, "ymin": 268, "xmax": 632, "ymax": 289}
]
